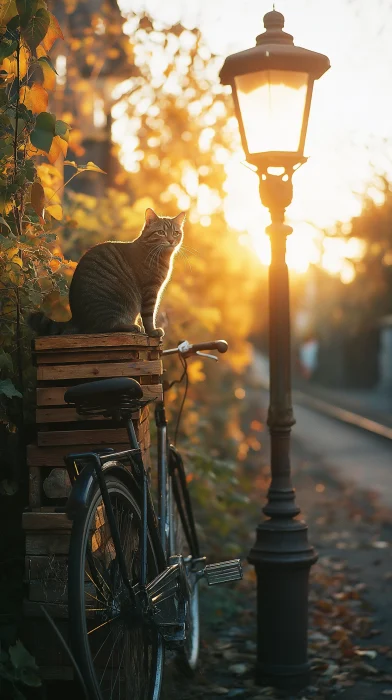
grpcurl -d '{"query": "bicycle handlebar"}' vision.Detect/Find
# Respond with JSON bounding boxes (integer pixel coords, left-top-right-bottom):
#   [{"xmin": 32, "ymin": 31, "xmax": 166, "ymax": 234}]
[{"xmin": 162, "ymin": 339, "xmax": 228, "ymax": 358}]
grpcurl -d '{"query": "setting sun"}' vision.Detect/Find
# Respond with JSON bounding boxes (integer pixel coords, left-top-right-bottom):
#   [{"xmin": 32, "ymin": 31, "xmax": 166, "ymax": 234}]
[{"xmin": 115, "ymin": 0, "xmax": 392, "ymax": 282}]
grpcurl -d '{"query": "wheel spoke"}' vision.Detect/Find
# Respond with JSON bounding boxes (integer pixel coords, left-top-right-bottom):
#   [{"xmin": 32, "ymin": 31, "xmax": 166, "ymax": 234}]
[
  {"xmin": 88, "ymin": 615, "xmax": 118, "ymax": 636},
  {"xmin": 69, "ymin": 479, "xmax": 163, "ymax": 699}
]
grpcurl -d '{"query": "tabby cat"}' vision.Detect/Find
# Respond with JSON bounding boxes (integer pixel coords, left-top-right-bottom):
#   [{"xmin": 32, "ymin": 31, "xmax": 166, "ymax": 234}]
[{"xmin": 28, "ymin": 208, "xmax": 185, "ymax": 337}]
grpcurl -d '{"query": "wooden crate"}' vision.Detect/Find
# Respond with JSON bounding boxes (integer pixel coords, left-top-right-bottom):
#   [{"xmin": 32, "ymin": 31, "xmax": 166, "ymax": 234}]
[
  {"xmin": 27, "ymin": 332, "xmax": 162, "ymax": 508},
  {"xmin": 23, "ymin": 333, "xmax": 162, "ymax": 667}
]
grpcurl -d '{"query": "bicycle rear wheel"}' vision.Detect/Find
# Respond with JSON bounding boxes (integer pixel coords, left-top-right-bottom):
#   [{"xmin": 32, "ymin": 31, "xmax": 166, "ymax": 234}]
[{"xmin": 68, "ymin": 476, "xmax": 164, "ymax": 700}]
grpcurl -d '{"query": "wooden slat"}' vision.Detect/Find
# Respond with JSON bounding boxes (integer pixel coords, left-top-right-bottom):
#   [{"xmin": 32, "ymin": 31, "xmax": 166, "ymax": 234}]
[
  {"xmin": 35, "ymin": 407, "xmax": 139, "ymax": 423},
  {"xmin": 25, "ymin": 533, "xmax": 70, "ymax": 555},
  {"xmin": 36, "ymin": 349, "xmax": 141, "ymax": 364},
  {"xmin": 29, "ymin": 467, "xmax": 42, "ymax": 508},
  {"xmin": 25, "ymin": 555, "xmax": 68, "ymax": 580},
  {"xmin": 37, "ymin": 428, "xmax": 129, "ymax": 447},
  {"xmin": 40, "ymin": 667, "xmax": 74, "ymax": 681},
  {"xmin": 36, "ymin": 407, "xmax": 105, "ymax": 422},
  {"xmin": 27, "ymin": 581, "xmax": 68, "ymax": 604},
  {"xmin": 36, "ymin": 387, "xmax": 69, "ymax": 406},
  {"xmin": 37, "ymin": 360, "xmax": 162, "ymax": 381},
  {"xmin": 23, "ymin": 512, "xmax": 71, "ymax": 531},
  {"xmin": 27, "ymin": 443, "xmax": 129, "ymax": 467},
  {"xmin": 34, "ymin": 332, "xmax": 161, "ymax": 351},
  {"xmin": 35, "ymin": 384, "xmax": 162, "ymax": 412},
  {"xmin": 23, "ymin": 600, "xmax": 68, "ymax": 619}
]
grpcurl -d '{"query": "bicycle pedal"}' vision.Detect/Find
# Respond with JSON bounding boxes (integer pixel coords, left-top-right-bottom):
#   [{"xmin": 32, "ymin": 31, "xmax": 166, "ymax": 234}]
[
  {"xmin": 200, "ymin": 559, "xmax": 243, "ymax": 586},
  {"xmin": 157, "ymin": 621, "xmax": 186, "ymax": 643}
]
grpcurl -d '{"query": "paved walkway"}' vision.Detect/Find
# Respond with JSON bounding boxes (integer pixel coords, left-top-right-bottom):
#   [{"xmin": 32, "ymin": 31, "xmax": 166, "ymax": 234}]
[{"xmin": 249, "ymin": 351, "xmax": 392, "ymax": 435}]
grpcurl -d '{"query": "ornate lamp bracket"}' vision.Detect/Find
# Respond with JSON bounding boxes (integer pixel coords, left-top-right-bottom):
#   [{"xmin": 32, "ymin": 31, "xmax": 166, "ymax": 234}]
[{"xmin": 255, "ymin": 156, "xmax": 307, "ymax": 223}]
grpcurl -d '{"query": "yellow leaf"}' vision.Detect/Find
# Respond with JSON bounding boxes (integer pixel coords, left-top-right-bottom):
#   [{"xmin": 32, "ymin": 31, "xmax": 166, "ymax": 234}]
[
  {"xmin": 43, "ymin": 186, "xmax": 61, "ymax": 205},
  {"xmin": 85, "ymin": 161, "xmax": 106, "ymax": 174},
  {"xmin": 19, "ymin": 44, "xmax": 29, "ymax": 79},
  {"xmin": 37, "ymin": 163, "xmax": 63, "ymax": 190},
  {"xmin": 49, "ymin": 258, "xmax": 61, "ymax": 272},
  {"xmin": 47, "ymin": 134, "xmax": 68, "ymax": 164},
  {"xmin": 1, "ymin": 55, "xmax": 16, "ymax": 78},
  {"xmin": 0, "ymin": 0, "xmax": 17, "ymax": 27},
  {"xmin": 39, "ymin": 57, "xmax": 56, "ymax": 90},
  {"xmin": 36, "ymin": 45, "xmax": 47, "ymax": 58},
  {"xmin": 46, "ymin": 204, "xmax": 63, "ymax": 220},
  {"xmin": 41, "ymin": 12, "xmax": 64, "ymax": 51},
  {"xmin": 11, "ymin": 256, "xmax": 23, "ymax": 267},
  {"xmin": 6, "ymin": 246, "xmax": 19, "ymax": 260},
  {"xmin": 20, "ymin": 84, "xmax": 48, "ymax": 114}
]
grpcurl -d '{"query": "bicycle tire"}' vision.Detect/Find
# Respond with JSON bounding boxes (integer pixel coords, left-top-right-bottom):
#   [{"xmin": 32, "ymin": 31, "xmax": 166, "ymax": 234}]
[
  {"xmin": 68, "ymin": 475, "xmax": 164, "ymax": 700},
  {"xmin": 169, "ymin": 459, "xmax": 200, "ymax": 673}
]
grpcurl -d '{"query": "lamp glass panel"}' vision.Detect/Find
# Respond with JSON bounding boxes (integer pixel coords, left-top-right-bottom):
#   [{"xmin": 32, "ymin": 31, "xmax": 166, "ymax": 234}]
[{"xmin": 234, "ymin": 70, "xmax": 309, "ymax": 154}]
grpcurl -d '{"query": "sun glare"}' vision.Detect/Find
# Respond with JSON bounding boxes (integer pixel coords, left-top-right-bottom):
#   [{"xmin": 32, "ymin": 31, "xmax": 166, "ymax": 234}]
[{"xmin": 112, "ymin": 1, "xmax": 385, "ymax": 283}]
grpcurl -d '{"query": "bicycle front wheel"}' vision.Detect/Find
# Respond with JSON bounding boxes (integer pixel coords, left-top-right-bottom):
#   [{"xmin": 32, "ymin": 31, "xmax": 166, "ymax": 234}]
[
  {"xmin": 68, "ymin": 476, "xmax": 164, "ymax": 700},
  {"xmin": 169, "ymin": 454, "xmax": 200, "ymax": 673}
]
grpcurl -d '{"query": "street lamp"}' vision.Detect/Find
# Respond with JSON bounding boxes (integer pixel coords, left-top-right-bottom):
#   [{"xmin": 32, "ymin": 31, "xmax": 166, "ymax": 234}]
[{"xmin": 220, "ymin": 8, "xmax": 330, "ymax": 693}]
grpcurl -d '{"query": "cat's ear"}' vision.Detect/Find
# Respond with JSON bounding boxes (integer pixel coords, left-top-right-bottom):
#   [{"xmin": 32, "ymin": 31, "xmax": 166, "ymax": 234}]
[
  {"xmin": 174, "ymin": 212, "xmax": 186, "ymax": 227},
  {"xmin": 145, "ymin": 208, "xmax": 159, "ymax": 226}
]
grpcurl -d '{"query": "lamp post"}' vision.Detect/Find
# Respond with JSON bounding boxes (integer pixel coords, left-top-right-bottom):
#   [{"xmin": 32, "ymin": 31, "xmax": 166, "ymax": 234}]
[{"xmin": 220, "ymin": 9, "xmax": 330, "ymax": 693}]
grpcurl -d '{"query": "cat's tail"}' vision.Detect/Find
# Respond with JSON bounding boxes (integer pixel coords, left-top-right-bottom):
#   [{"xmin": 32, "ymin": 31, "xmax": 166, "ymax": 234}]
[{"xmin": 28, "ymin": 312, "xmax": 74, "ymax": 336}]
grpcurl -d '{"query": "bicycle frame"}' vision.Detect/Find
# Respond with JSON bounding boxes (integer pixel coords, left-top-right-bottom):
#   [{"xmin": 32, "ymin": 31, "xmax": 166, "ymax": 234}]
[
  {"xmin": 65, "ymin": 398, "xmax": 200, "ymax": 601},
  {"xmin": 65, "ymin": 339, "xmax": 242, "ymax": 661}
]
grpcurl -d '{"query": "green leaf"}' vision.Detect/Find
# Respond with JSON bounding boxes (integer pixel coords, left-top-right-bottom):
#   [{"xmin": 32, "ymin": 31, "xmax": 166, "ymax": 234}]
[
  {"xmin": 30, "ymin": 111, "xmax": 55, "ymax": 153},
  {"xmin": 0, "ymin": 39, "xmax": 17, "ymax": 61},
  {"xmin": 0, "ymin": 232, "xmax": 17, "ymax": 248},
  {"xmin": 37, "ymin": 54, "xmax": 57, "ymax": 74},
  {"xmin": 21, "ymin": 8, "xmax": 50, "ymax": 50},
  {"xmin": 6, "ymin": 15, "xmax": 20, "ymax": 31},
  {"xmin": 0, "ymin": 378, "xmax": 22, "ymax": 398},
  {"xmin": 19, "ymin": 665, "xmax": 42, "ymax": 687},
  {"xmin": 16, "ymin": 0, "xmax": 37, "ymax": 26},
  {"xmin": 9, "ymin": 640, "xmax": 38, "ymax": 671},
  {"xmin": 55, "ymin": 119, "xmax": 69, "ymax": 143}
]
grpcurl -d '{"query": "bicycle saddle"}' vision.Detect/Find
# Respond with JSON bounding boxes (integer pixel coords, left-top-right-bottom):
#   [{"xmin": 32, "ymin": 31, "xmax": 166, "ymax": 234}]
[{"xmin": 64, "ymin": 377, "xmax": 144, "ymax": 415}]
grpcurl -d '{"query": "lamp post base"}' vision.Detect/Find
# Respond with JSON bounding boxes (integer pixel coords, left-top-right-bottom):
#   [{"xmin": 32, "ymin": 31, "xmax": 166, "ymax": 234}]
[
  {"xmin": 255, "ymin": 663, "xmax": 311, "ymax": 693},
  {"xmin": 249, "ymin": 517, "xmax": 317, "ymax": 692}
]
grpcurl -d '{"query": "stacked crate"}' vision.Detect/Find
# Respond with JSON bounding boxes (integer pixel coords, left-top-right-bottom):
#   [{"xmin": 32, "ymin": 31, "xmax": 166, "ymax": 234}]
[{"xmin": 23, "ymin": 332, "xmax": 162, "ymax": 679}]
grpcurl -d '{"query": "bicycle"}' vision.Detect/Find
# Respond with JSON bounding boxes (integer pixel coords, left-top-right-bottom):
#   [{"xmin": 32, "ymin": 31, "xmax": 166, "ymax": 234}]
[{"xmin": 63, "ymin": 338, "xmax": 243, "ymax": 700}]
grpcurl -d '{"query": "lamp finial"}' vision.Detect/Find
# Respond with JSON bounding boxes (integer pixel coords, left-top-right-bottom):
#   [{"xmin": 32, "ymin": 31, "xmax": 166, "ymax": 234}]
[{"xmin": 257, "ymin": 9, "xmax": 293, "ymax": 45}]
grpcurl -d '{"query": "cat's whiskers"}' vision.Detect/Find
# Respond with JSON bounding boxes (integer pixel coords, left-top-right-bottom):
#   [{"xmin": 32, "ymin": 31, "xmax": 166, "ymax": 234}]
[
  {"xmin": 147, "ymin": 244, "xmax": 165, "ymax": 269},
  {"xmin": 145, "ymin": 244, "xmax": 161, "ymax": 267},
  {"xmin": 177, "ymin": 248, "xmax": 192, "ymax": 271},
  {"xmin": 181, "ymin": 245, "xmax": 199, "ymax": 256}
]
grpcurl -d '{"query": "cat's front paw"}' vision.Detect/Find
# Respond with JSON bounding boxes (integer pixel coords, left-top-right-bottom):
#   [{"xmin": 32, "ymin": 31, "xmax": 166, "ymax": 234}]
[{"xmin": 149, "ymin": 327, "xmax": 165, "ymax": 338}]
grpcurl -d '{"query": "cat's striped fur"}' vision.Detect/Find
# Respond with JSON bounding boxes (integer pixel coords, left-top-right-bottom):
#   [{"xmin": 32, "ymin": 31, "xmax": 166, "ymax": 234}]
[{"xmin": 29, "ymin": 208, "xmax": 185, "ymax": 337}]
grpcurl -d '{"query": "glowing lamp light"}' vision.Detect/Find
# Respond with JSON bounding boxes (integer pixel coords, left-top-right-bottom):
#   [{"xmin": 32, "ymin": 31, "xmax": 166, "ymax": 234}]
[{"xmin": 220, "ymin": 9, "xmax": 330, "ymax": 171}]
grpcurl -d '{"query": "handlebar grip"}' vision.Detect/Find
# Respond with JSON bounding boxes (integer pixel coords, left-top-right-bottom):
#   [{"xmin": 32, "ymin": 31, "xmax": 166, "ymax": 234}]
[{"xmin": 191, "ymin": 340, "xmax": 228, "ymax": 354}]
